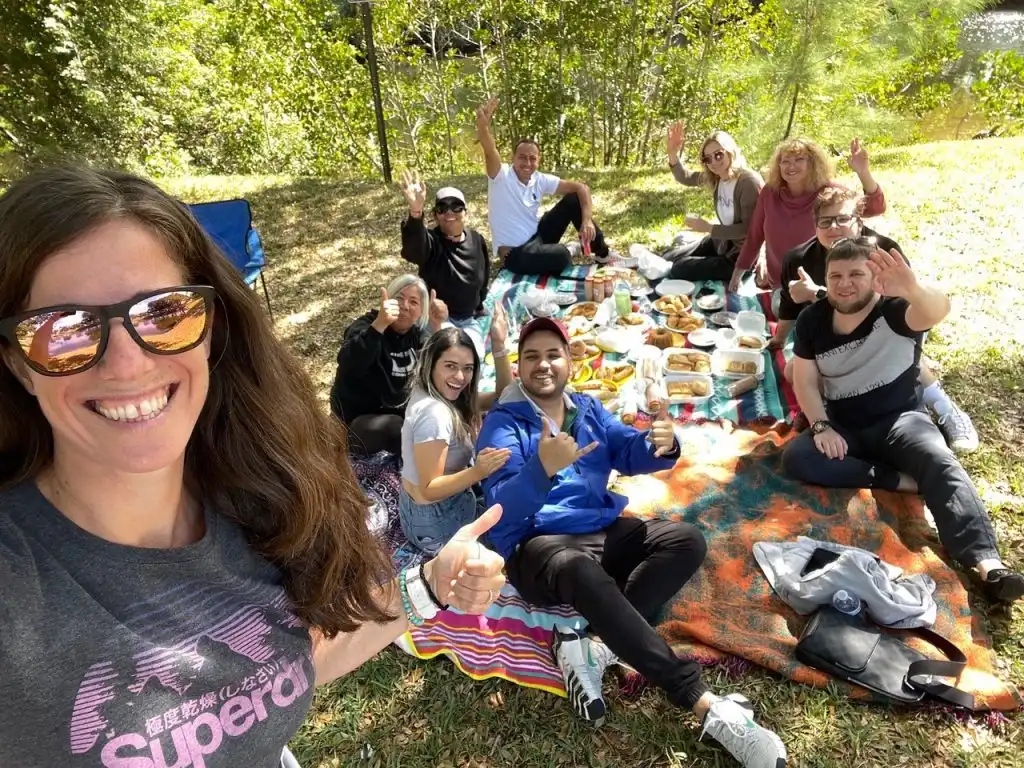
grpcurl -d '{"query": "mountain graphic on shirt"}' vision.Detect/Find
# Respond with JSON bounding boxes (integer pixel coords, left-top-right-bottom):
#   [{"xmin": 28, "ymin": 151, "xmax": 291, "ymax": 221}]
[{"xmin": 68, "ymin": 579, "xmax": 305, "ymax": 755}]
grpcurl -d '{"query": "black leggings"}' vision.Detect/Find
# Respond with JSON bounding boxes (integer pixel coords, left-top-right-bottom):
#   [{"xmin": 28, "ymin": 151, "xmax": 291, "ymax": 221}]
[
  {"xmin": 505, "ymin": 193, "xmax": 609, "ymax": 275},
  {"xmin": 665, "ymin": 236, "xmax": 735, "ymax": 282},
  {"xmin": 506, "ymin": 516, "xmax": 709, "ymax": 709},
  {"xmin": 345, "ymin": 413, "xmax": 403, "ymax": 456},
  {"xmin": 783, "ymin": 409, "xmax": 1000, "ymax": 567}
]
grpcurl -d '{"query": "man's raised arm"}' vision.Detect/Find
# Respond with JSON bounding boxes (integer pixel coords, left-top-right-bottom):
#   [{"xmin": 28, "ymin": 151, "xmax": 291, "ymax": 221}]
[{"xmin": 476, "ymin": 99, "xmax": 502, "ymax": 179}]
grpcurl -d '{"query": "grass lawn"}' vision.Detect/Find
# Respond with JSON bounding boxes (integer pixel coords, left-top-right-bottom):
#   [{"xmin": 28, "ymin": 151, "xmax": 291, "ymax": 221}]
[{"xmin": 167, "ymin": 137, "xmax": 1024, "ymax": 767}]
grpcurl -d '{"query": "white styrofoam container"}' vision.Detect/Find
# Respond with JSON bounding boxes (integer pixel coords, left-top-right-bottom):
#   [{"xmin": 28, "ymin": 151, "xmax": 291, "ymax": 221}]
[{"xmin": 711, "ymin": 348, "xmax": 765, "ymax": 380}]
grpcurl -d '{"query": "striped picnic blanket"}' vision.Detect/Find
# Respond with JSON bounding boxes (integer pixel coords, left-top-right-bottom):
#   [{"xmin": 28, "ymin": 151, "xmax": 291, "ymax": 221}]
[
  {"xmin": 353, "ymin": 450, "xmax": 585, "ymax": 698},
  {"xmin": 477, "ymin": 267, "xmax": 798, "ymax": 426}
]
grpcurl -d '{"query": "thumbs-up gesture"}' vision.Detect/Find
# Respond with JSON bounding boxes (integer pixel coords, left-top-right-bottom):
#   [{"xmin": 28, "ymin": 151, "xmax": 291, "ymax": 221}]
[
  {"xmin": 650, "ymin": 406, "xmax": 678, "ymax": 457},
  {"xmin": 428, "ymin": 288, "xmax": 449, "ymax": 331},
  {"xmin": 788, "ymin": 266, "xmax": 821, "ymax": 305},
  {"xmin": 372, "ymin": 288, "xmax": 400, "ymax": 333},
  {"xmin": 538, "ymin": 420, "xmax": 599, "ymax": 478},
  {"xmin": 425, "ymin": 504, "xmax": 508, "ymax": 613}
]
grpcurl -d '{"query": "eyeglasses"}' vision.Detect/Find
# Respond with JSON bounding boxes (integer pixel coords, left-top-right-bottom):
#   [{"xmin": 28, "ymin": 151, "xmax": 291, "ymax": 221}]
[
  {"xmin": 815, "ymin": 214, "xmax": 859, "ymax": 229},
  {"xmin": 436, "ymin": 201, "xmax": 466, "ymax": 215},
  {"xmin": 702, "ymin": 150, "xmax": 726, "ymax": 165},
  {"xmin": 0, "ymin": 285, "xmax": 215, "ymax": 377}
]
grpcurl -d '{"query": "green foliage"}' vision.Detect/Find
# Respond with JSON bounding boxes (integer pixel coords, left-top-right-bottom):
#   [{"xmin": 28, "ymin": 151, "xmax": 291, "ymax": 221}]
[
  {"xmin": 0, "ymin": 0, "xmax": 1012, "ymax": 179},
  {"xmin": 972, "ymin": 49, "xmax": 1024, "ymax": 131}
]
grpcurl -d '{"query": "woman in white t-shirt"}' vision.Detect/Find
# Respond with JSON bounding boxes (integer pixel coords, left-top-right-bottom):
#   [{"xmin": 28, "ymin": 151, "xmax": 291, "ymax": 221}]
[
  {"xmin": 664, "ymin": 125, "xmax": 764, "ymax": 282},
  {"xmin": 399, "ymin": 311, "xmax": 514, "ymax": 554}
]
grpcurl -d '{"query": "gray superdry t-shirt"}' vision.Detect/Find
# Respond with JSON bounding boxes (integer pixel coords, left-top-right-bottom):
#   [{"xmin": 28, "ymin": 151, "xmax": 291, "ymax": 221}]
[{"xmin": 0, "ymin": 481, "xmax": 314, "ymax": 767}]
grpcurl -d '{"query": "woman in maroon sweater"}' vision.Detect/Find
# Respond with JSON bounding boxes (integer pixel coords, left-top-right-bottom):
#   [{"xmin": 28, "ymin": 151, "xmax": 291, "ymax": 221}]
[{"xmin": 727, "ymin": 138, "xmax": 885, "ymax": 293}]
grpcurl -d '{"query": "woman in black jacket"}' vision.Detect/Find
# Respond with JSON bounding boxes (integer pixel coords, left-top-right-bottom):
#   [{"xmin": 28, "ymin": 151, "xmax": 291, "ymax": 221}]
[
  {"xmin": 399, "ymin": 171, "xmax": 490, "ymax": 324},
  {"xmin": 330, "ymin": 273, "xmax": 448, "ymax": 456}
]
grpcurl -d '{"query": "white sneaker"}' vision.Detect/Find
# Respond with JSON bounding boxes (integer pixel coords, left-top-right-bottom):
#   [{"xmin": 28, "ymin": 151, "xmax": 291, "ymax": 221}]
[
  {"xmin": 552, "ymin": 626, "xmax": 615, "ymax": 727},
  {"xmin": 700, "ymin": 693, "xmax": 787, "ymax": 767},
  {"xmin": 934, "ymin": 403, "xmax": 979, "ymax": 454}
]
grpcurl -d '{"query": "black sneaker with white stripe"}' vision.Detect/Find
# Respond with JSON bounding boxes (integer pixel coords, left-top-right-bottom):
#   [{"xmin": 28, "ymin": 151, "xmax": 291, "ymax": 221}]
[{"xmin": 552, "ymin": 626, "xmax": 614, "ymax": 727}]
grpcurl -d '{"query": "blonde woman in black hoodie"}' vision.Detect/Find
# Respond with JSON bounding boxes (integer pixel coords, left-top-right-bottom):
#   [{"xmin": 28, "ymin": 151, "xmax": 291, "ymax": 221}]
[
  {"xmin": 665, "ymin": 124, "xmax": 764, "ymax": 282},
  {"xmin": 330, "ymin": 274, "xmax": 448, "ymax": 456}
]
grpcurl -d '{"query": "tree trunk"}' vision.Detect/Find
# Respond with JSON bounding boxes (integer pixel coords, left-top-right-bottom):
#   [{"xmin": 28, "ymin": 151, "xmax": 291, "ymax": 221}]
[
  {"xmin": 555, "ymin": 3, "xmax": 565, "ymax": 168},
  {"xmin": 640, "ymin": 0, "xmax": 682, "ymax": 165},
  {"xmin": 495, "ymin": 0, "xmax": 518, "ymax": 144},
  {"xmin": 782, "ymin": 82, "xmax": 801, "ymax": 140},
  {"xmin": 428, "ymin": 16, "xmax": 456, "ymax": 175},
  {"xmin": 382, "ymin": 55, "xmax": 421, "ymax": 169}
]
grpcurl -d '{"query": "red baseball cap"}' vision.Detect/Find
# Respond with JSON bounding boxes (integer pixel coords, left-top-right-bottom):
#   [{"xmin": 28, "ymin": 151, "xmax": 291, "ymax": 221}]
[{"xmin": 518, "ymin": 316, "xmax": 570, "ymax": 347}]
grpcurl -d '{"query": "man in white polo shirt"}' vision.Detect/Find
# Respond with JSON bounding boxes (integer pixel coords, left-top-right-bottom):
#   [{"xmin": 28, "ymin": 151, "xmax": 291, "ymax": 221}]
[{"xmin": 475, "ymin": 99, "xmax": 614, "ymax": 275}]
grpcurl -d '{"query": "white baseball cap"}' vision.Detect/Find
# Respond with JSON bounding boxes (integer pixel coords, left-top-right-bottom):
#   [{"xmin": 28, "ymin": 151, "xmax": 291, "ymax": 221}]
[{"xmin": 435, "ymin": 186, "xmax": 466, "ymax": 204}]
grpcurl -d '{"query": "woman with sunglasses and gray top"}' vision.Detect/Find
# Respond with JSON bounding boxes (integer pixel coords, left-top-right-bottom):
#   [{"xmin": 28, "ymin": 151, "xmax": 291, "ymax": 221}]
[
  {"xmin": 400, "ymin": 171, "xmax": 491, "ymax": 324},
  {"xmin": 0, "ymin": 166, "xmax": 507, "ymax": 767},
  {"xmin": 664, "ymin": 124, "xmax": 764, "ymax": 282}
]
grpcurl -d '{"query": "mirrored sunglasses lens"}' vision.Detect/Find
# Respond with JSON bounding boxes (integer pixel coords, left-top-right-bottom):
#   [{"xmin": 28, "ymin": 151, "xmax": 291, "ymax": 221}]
[
  {"xmin": 129, "ymin": 290, "xmax": 209, "ymax": 352},
  {"xmin": 15, "ymin": 310, "xmax": 102, "ymax": 374}
]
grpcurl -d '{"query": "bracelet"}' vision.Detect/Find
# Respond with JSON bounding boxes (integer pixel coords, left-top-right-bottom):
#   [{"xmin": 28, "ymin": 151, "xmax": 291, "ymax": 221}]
[
  {"xmin": 421, "ymin": 564, "xmax": 447, "ymax": 609},
  {"xmin": 398, "ymin": 569, "xmax": 425, "ymax": 626},
  {"xmin": 492, "ymin": 347, "xmax": 508, "ymax": 359},
  {"xmin": 410, "ymin": 209, "xmax": 424, "ymax": 218}
]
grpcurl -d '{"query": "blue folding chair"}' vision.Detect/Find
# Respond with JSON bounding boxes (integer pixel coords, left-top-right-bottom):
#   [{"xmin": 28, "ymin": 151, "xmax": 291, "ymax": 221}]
[{"xmin": 188, "ymin": 199, "xmax": 273, "ymax": 317}]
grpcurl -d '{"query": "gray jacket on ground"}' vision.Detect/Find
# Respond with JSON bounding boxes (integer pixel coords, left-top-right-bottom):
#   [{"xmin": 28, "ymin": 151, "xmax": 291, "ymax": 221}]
[{"xmin": 753, "ymin": 536, "xmax": 937, "ymax": 629}]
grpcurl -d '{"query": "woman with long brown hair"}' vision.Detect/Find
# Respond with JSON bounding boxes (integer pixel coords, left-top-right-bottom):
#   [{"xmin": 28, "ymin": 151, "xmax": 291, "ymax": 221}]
[
  {"xmin": 0, "ymin": 165, "xmax": 506, "ymax": 766},
  {"xmin": 399, "ymin": 325, "xmax": 514, "ymax": 554}
]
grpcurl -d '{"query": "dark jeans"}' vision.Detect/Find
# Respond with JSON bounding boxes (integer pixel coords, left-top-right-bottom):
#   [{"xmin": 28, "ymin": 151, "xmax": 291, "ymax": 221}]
[
  {"xmin": 345, "ymin": 413, "xmax": 403, "ymax": 457},
  {"xmin": 782, "ymin": 409, "xmax": 1000, "ymax": 567},
  {"xmin": 505, "ymin": 193, "xmax": 609, "ymax": 275},
  {"xmin": 665, "ymin": 236, "xmax": 736, "ymax": 282},
  {"xmin": 506, "ymin": 516, "xmax": 709, "ymax": 709}
]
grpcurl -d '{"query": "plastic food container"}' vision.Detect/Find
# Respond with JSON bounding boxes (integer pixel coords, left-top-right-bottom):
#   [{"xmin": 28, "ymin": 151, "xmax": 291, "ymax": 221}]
[
  {"xmin": 664, "ymin": 373, "xmax": 714, "ymax": 405},
  {"xmin": 711, "ymin": 348, "xmax": 765, "ymax": 379}
]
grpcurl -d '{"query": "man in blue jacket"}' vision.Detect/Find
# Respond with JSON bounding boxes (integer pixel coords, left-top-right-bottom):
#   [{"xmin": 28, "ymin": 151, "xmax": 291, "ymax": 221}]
[{"xmin": 477, "ymin": 318, "xmax": 787, "ymax": 768}]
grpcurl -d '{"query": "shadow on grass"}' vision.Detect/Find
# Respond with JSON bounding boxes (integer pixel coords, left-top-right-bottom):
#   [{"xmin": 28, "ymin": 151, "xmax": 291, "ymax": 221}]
[{"xmin": 289, "ymin": 644, "xmax": 1004, "ymax": 768}]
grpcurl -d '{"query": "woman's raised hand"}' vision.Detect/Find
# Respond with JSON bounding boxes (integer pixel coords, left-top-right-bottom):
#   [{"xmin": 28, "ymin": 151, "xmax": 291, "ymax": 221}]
[
  {"xmin": 401, "ymin": 169, "xmax": 427, "ymax": 215},
  {"xmin": 667, "ymin": 120, "xmax": 686, "ymax": 163}
]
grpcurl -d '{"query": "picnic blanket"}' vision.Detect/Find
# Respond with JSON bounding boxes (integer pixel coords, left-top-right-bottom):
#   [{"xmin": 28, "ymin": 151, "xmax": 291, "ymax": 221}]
[
  {"xmin": 352, "ymin": 424, "xmax": 1020, "ymax": 711},
  {"xmin": 616, "ymin": 422, "xmax": 1022, "ymax": 712},
  {"xmin": 476, "ymin": 267, "xmax": 800, "ymax": 426},
  {"xmin": 353, "ymin": 451, "xmax": 585, "ymax": 698}
]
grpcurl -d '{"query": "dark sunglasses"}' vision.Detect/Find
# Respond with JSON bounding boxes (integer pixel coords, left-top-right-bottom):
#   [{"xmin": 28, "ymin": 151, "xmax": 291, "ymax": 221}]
[
  {"xmin": 702, "ymin": 149, "xmax": 726, "ymax": 165},
  {"xmin": 0, "ymin": 285, "xmax": 216, "ymax": 377},
  {"xmin": 435, "ymin": 201, "xmax": 466, "ymax": 215},
  {"xmin": 815, "ymin": 214, "xmax": 859, "ymax": 229}
]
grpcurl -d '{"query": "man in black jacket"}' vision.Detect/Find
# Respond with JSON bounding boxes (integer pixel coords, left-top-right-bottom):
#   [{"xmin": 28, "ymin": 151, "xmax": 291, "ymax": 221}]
[
  {"xmin": 773, "ymin": 186, "xmax": 979, "ymax": 454},
  {"xmin": 400, "ymin": 171, "xmax": 490, "ymax": 323}
]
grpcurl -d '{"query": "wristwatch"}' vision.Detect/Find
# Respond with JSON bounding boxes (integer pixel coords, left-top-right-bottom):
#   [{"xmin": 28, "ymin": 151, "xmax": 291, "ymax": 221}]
[
  {"xmin": 404, "ymin": 565, "xmax": 443, "ymax": 620},
  {"xmin": 814, "ymin": 287, "xmax": 827, "ymax": 301},
  {"xmin": 811, "ymin": 419, "xmax": 832, "ymax": 435}
]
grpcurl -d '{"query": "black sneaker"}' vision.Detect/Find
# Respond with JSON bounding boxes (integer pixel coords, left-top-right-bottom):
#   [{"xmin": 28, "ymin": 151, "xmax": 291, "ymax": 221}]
[{"xmin": 982, "ymin": 569, "xmax": 1024, "ymax": 603}]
